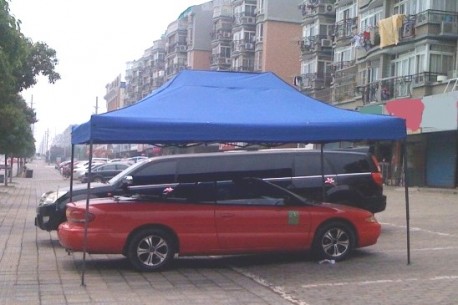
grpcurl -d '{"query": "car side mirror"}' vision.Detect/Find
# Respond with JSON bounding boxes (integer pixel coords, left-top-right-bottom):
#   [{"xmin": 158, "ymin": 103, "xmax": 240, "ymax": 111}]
[{"xmin": 121, "ymin": 175, "xmax": 134, "ymax": 188}]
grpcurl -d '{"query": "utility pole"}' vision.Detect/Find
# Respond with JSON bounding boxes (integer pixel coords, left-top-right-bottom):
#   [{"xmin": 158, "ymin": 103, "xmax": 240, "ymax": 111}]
[{"xmin": 94, "ymin": 96, "xmax": 99, "ymax": 114}]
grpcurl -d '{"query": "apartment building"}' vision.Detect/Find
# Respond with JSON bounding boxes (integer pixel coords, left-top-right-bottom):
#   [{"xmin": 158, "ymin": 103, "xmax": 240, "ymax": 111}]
[
  {"xmin": 296, "ymin": 0, "xmax": 458, "ymax": 187},
  {"xmin": 105, "ymin": 0, "xmax": 457, "ymax": 187},
  {"xmin": 104, "ymin": 74, "xmax": 126, "ymax": 112},
  {"xmin": 124, "ymin": 39, "xmax": 166, "ymax": 105},
  {"xmin": 124, "ymin": 0, "xmax": 303, "ymax": 93}
]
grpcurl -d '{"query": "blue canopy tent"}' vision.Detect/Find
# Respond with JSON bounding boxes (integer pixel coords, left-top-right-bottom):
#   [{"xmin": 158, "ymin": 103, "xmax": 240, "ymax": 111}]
[
  {"xmin": 72, "ymin": 70, "xmax": 406, "ymax": 144},
  {"xmin": 70, "ymin": 70, "xmax": 409, "ymax": 284}
]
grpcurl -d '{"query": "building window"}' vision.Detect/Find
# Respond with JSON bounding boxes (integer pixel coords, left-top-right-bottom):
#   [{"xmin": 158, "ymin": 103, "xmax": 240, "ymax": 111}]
[
  {"xmin": 256, "ymin": 23, "xmax": 264, "ymax": 42},
  {"xmin": 360, "ymin": 8, "xmax": 382, "ymax": 31},
  {"xmin": 336, "ymin": 3, "xmax": 357, "ymax": 22},
  {"xmin": 430, "ymin": 54, "xmax": 454, "ymax": 74},
  {"xmin": 333, "ymin": 46, "xmax": 355, "ymax": 70}
]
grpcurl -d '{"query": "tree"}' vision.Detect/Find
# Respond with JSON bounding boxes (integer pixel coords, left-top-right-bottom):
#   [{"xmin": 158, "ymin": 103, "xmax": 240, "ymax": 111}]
[{"xmin": 0, "ymin": 0, "xmax": 60, "ymax": 162}]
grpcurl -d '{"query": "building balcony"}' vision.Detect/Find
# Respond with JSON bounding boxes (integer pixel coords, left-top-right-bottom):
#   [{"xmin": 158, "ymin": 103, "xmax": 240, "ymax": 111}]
[
  {"xmin": 357, "ymin": 75, "xmax": 414, "ymax": 105},
  {"xmin": 414, "ymin": 10, "xmax": 458, "ymax": 33},
  {"xmin": 356, "ymin": 10, "xmax": 458, "ymax": 56},
  {"xmin": 212, "ymin": 5, "xmax": 233, "ymax": 19},
  {"xmin": 299, "ymin": 35, "xmax": 333, "ymax": 54},
  {"xmin": 334, "ymin": 17, "xmax": 358, "ymax": 41},
  {"xmin": 211, "ymin": 55, "xmax": 232, "ymax": 66},
  {"xmin": 234, "ymin": 65, "xmax": 254, "ymax": 72},
  {"xmin": 233, "ymin": 13, "xmax": 256, "ymax": 26},
  {"xmin": 232, "ymin": 40, "xmax": 255, "ymax": 53},
  {"xmin": 298, "ymin": 0, "xmax": 336, "ymax": 17},
  {"xmin": 211, "ymin": 29, "xmax": 232, "ymax": 41},
  {"xmin": 295, "ymin": 72, "xmax": 332, "ymax": 91}
]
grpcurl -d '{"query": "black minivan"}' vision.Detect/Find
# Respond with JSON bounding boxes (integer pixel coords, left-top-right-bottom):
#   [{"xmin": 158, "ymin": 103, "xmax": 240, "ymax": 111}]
[{"xmin": 35, "ymin": 148, "xmax": 386, "ymax": 231}]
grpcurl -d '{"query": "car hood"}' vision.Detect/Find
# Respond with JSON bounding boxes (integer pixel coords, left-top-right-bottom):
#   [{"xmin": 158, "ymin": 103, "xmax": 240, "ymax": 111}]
[{"xmin": 58, "ymin": 182, "xmax": 109, "ymax": 192}]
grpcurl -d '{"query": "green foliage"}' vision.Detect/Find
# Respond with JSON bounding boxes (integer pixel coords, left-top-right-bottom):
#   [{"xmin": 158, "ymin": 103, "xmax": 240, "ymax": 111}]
[
  {"xmin": 0, "ymin": 98, "xmax": 35, "ymax": 157},
  {"xmin": 0, "ymin": 0, "xmax": 59, "ymax": 158}
]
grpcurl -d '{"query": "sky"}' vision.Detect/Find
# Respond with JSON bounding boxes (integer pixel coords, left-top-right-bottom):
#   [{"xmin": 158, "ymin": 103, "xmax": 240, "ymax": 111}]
[{"xmin": 9, "ymin": 0, "xmax": 207, "ymax": 148}]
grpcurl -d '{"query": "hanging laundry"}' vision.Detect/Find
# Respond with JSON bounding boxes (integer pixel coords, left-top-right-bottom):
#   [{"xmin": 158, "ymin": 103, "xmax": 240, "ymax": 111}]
[
  {"xmin": 351, "ymin": 34, "xmax": 363, "ymax": 48},
  {"xmin": 378, "ymin": 14, "xmax": 405, "ymax": 48},
  {"xmin": 362, "ymin": 31, "xmax": 372, "ymax": 51}
]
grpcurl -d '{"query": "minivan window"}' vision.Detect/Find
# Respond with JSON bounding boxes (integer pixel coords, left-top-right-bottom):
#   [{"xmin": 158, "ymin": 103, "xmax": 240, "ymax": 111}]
[
  {"xmin": 108, "ymin": 161, "xmax": 144, "ymax": 184},
  {"xmin": 216, "ymin": 179, "xmax": 293, "ymax": 206},
  {"xmin": 295, "ymin": 154, "xmax": 333, "ymax": 176},
  {"xmin": 177, "ymin": 154, "xmax": 293, "ymax": 182},
  {"xmin": 133, "ymin": 160, "xmax": 177, "ymax": 184},
  {"xmin": 329, "ymin": 154, "xmax": 373, "ymax": 173}
]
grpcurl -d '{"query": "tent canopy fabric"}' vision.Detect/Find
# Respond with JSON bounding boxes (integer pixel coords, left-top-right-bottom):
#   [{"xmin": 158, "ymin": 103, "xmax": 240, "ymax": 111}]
[{"xmin": 72, "ymin": 70, "xmax": 406, "ymax": 145}]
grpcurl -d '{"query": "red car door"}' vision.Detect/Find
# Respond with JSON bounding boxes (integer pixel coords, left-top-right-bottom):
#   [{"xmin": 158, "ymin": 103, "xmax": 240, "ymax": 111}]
[{"xmin": 214, "ymin": 179, "xmax": 312, "ymax": 252}]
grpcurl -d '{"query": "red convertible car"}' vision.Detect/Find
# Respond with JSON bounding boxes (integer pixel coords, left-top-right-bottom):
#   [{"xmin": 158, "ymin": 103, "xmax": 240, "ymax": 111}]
[{"xmin": 58, "ymin": 178, "xmax": 381, "ymax": 271}]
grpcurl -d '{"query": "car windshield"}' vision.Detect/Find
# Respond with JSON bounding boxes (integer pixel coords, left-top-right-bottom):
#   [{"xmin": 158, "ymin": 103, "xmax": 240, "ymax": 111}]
[{"xmin": 107, "ymin": 160, "xmax": 147, "ymax": 185}]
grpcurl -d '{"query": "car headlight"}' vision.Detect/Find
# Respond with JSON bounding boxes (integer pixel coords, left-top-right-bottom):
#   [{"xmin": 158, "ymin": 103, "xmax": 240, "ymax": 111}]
[{"xmin": 39, "ymin": 190, "xmax": 67, "ymax": 205}]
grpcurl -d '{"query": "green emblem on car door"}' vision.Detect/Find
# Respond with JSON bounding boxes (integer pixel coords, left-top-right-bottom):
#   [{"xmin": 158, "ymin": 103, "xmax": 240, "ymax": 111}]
[{"xmin": 288, "ymin": 211, "xmax": 299, "ymax": 225}]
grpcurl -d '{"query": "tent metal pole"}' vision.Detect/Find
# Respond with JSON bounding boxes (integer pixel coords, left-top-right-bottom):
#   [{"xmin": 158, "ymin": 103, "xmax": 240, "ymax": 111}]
[
  {"xmin": 320, "ymin": 144, "xmax": 326, "ymax": 201},
  {"xmin": 402, "ymin": 140, "xmax": 411, "ymax": 265},
  {"xmin": 81, "ymin": 142, "xmax": 93, "ymax": 286},
  {"xmin": 69, "ymin": 144, "xmax": 75, "ymax": 201}
]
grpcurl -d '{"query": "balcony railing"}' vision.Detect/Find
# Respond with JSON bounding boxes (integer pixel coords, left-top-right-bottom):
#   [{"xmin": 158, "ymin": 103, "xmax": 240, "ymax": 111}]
[
  {"xmin": 296, "ymin": 72, "xmax": 333, "ymax": 90},
  {"xmin": 331, "ymin": 60, "xmax": 356, "ymax": 72},
  {"xmin": 357, "ymin": 75, "xmax": 413, "ymax": 104},
  {"xmin": 357, "ymin": 72, "xmax": 444, "ymax": 104},
  {"xmin": 334, "ymin": 17, "xmax": 358, "ymax": 40},
  {"xmin": 415, "ymin": 10, "xmax": 458, "ymax": 26}
]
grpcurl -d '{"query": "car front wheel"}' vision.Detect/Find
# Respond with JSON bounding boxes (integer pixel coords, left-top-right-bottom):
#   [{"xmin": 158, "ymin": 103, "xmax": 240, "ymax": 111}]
[
  {"xmin": 312, "ymin": 221, "xmax": 355, "ymax": 261},
  {"xmin": 127, "ymin": 228, "xmax": 175, "ymax": 271}
]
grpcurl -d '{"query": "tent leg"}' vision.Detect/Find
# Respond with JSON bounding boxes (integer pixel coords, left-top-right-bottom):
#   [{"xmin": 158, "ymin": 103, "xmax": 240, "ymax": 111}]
[
  {"xmin": 402, "ymin": 141, "xmax": 411, "ymax": 265},
  {"xmin": 81, "ymin": 142, "xmax": 94, "ymax": 286},
  {"xmin": 69, "ymin": 145, "xmax": 75, "ymax": 201},
  {"xmin": 320, "ymin": 145, "xmax": 326, "ymax": 201}
]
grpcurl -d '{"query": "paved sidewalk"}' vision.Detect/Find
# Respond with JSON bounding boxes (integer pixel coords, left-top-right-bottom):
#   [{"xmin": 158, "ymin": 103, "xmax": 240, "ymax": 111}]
[{"xmin": 0, "ymin": 160, "xmax": 295, "ymax": 305}]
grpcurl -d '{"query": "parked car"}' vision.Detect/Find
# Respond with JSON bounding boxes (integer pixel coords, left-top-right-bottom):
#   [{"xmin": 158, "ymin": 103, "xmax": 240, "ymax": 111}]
[
  {"xmin": 36, "ymin": 148, "xmax": 385, "ymax": 231},
  {"xmin": 79, "ymin": 162, "xmax": 131, "ymax": 183},
  {"xmin": 128, "ymin": 156, "xmax": 149, "ymax": 164},
  {"xmin": 72, "ymin": 161, "xmax": 104, "ymax": 180},
  {"xmin": 58, "ymin": 177, "xmax": 381, "ymax": 271}
]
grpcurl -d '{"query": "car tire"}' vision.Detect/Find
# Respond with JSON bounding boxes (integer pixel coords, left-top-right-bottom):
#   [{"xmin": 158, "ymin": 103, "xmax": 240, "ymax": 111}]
[
  {"xmin": 312, "ymin": 221, "xmax": 355, "ymax": 261},
  {"xmin": 127, "ymin": 228, "xmax": 175, "ymax": 271}
]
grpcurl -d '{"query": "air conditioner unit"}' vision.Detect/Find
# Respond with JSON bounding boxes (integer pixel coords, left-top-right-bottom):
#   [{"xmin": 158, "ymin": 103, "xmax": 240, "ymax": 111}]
[
  {"xmin": 325, "ymin": 4, "xmax": 334, "ymax": 12},
  {"xmin": 178, "ymin": 45, "xmax": 187, "ymax": 52},
  {"xmin": 440, "ymin": 21, "xmax": 458, "ymax": 35},
  {"xmin": 225, "ymin": 58, "xmax": 232, "ymax": 65},
  {"xmin": 437, "ymin": 75, "xmax": 448, "ymax": 82},
  {"xmin": 320, "ymin": 39, "xmax": 332, "ymax": 47}
]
